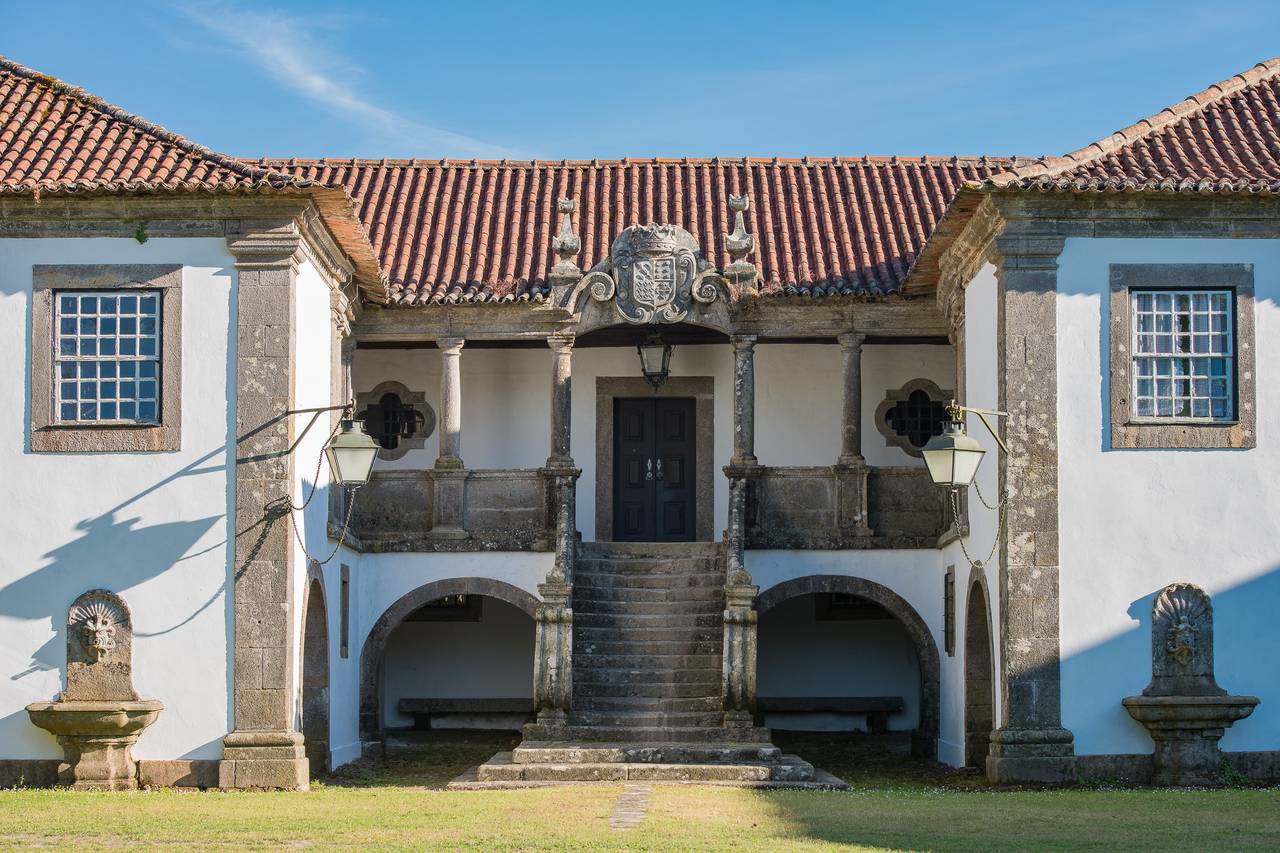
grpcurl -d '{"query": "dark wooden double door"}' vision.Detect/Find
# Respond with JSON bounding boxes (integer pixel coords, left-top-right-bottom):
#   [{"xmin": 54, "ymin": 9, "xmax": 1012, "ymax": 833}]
[{"xmin": 613, "ymin": 397, "xmax": 696, "ymax": 542}]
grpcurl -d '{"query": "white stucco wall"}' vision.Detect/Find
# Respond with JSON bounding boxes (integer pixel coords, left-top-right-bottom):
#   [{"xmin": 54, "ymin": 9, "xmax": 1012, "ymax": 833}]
[
  {"xmin": 758, "ymin": 594, "xmax": 921, "ymax": 731},
  {"xmin": 381, "ymin": 597, "xmax": 534, "ymax": 728},
  {"xmin": 0, "ymin": 237, "xmax": 236, "ymax": 761},
  {"xmin": 1056, "ymin": 238, "xmax": 1280, "ymax": 757},
  {"xmin": 936, "ymin": 262, "xmax": 1004, "ymax": 767}
]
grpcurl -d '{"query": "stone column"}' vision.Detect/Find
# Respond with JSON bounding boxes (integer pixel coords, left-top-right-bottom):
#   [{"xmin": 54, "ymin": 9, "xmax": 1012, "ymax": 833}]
[
  {"xmin": 222, "ymin": 226, "xmax": 309, "ymax": 790},
  {"xmin": 837, "ymin": 332, "xmax": 865, "ymax": 464},
  {"xmin": 730, "ymin": 335, "xmax": 758, "ymax": 466},
  {"xmin": 435, "ymin": 337, "xmax": 465, "ymax": 469},
  {"xmin": 430, "ymin": 337, "xmax": 467, "ymax": 539},
  {"xmin": 985, "ymin": 227, "xmax": 1075, "ymax": 784},
  {"xmin": 546, "ymin": 333, "xmax": 574, "ymax": 469}
]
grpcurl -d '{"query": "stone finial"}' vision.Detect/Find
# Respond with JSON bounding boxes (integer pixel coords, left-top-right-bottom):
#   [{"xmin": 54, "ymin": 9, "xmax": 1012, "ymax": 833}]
[
  {"xmin": 724, "ymin": 194, "xmax": 758, "ymax": 295},
  {"xmin": 549, "ymin": 198, "xmax": 582, "ymax": 286}
]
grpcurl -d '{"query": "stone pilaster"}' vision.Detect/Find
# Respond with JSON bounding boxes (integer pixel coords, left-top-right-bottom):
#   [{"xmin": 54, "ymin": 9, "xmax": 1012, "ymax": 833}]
[
  {"xmin": 730, "ymin": 335, "xmax": 758, "ymax": 466},
  {"xmin": 986, "ymin": 228, "xmax": 1075, "ymax": 784},
  {"xmin": 222, "ymin": 226, "xmax": 308, "ymax": 790},
  {"xmin": 722, "ymin": 578, "xmax": 758, "ymax": 728},
  {"xmin": 430, "ymin": 337, "xmax": 467, "ymax": 540},
  {"xmin": 533, "ymin": 578, "xmax": 573, "ymax": 731},
  {"xmin": 837, "ymin": 332, "xmax": 866, "ymax": 464}
]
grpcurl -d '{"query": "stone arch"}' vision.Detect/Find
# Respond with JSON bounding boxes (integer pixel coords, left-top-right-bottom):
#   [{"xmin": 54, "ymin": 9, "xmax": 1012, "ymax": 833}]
[
  {"xmin": 964, "ymin": 571, "xmax": 996, "ymax": 769},
  {"xmin": 300, "ymin": 563, "xmax": 330, "ymax": 773},
  {"xmin": 358, "ymin": 577, "xmax": 540, "ymax": 742},
  {"xmin": 756, "ymin": 574, "xmax": 941, "ymax": 758}
]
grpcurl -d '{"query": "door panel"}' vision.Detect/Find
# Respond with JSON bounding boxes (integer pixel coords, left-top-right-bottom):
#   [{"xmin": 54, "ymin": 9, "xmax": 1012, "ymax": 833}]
[{"xmin": 613, "ymin": 397, "xmax": 696, "ymax": 542}]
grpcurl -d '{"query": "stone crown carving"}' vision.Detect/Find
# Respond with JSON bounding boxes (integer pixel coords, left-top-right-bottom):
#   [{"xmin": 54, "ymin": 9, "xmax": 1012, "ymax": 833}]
[
  {"xmin": 65, "ymin": 589, "xmax": 138, "ymax": 702},
  {"xmin": 1145, "ymin": 582, "xmax": 1223, "ymax": 697}
]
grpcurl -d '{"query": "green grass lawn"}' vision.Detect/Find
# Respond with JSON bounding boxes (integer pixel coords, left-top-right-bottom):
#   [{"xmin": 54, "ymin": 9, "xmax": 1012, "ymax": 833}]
[{"xmin": 1, "ymin": 732, "xmax": 1277, "ymax": 851}]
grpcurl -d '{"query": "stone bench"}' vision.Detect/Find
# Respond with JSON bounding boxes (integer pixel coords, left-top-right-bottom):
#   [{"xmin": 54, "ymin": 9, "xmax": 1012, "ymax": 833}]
[
  {"xmin": 757, "ymin": 696, "xmax": 904, "ymax": 733},
  {"xmin": 398, "ymin": 698, "xmax": 535, "ymax": 730}
]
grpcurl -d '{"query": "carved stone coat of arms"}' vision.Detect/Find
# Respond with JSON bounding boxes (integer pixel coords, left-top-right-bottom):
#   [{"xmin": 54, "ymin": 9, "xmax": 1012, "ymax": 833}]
[{"xmin": 581, "ymin": 224, "xmax": 718, "ymax": 324}]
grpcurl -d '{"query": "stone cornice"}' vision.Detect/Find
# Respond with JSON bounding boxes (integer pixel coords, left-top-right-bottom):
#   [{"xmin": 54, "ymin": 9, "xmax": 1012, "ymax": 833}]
[{"xmin": 936, "ymin": 196, "xmax": 1005, "ymax": 334}]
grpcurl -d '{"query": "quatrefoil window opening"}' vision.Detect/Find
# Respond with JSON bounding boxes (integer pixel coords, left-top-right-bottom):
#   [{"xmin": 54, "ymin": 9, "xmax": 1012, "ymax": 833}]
[
  {"xmin": 354, "ymin": 381, "xmax": 434, "ymax": 461},
  {"xmin": 874, "ymin": 379, "xmax": 954, "ymax": 458}
]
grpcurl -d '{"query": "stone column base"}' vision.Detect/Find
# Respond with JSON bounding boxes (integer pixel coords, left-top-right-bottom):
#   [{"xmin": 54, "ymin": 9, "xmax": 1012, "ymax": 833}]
[
  {"xmin": 57, "ymin": 734, "xmax": 144, "ymax": 791},
  {"xmin": 219, "ymin": 731, "xmax": 309, "ymax": 790},
  {"xmin": 986, "ymin": 727, "xmax": 1076, "ymax": 784}
]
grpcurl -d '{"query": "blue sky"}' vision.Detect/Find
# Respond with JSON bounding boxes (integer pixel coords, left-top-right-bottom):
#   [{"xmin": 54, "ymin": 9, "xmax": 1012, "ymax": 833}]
[{"xmin": 6, "ymin": 1, "xmax": 1280, "ymax": 161}]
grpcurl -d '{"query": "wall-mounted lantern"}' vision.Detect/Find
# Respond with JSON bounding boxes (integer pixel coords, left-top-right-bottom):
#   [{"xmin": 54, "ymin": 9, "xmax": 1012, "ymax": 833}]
[
  {"xmin": 922, "ymin": 401, "xmax": 1007, "ymax": 488},
  {"xmin": 637, "ymin": 332, "xmax": 673, "ymax": 388},
  {"xmin": 324, "ymin": 417, "xmax": 381, "ymax": 487}
]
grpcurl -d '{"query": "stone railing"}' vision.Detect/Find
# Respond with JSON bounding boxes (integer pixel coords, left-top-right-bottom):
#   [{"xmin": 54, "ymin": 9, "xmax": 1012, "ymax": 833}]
[
  {"xmin": 338, "ymin": 468, "xmax": 555, "ymax": 552},
  {"xmin": 743, "ymin": 464, "xmax": 949, "ymax": 549}
]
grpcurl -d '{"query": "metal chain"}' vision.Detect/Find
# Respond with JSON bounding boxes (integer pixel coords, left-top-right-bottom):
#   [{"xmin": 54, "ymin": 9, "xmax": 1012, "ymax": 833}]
[
  {"xmin": 951, "ymin": 485, "xmax": 1006, "ymax": 569},
  {"xmin": 288, "ymin": 483, "xmax": 360, "ymax": 566},
  {"xmin": 285, "ymin": 417, "xmax": 344, "ymax": 513}
]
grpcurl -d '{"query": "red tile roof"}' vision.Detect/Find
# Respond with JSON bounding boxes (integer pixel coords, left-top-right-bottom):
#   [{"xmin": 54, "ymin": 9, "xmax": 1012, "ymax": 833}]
[
  {"xmin": 987, "ymin": 58, "xmax": 1280, "ymax": 194},
  {"xmin": 256, "ymin": 157, "xmax": 1013, "ymax": 305}
]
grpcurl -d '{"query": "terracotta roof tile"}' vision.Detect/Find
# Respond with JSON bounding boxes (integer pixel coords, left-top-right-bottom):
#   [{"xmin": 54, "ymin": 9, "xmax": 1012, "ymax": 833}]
[
  {"xmin": 988, "ymin": 58, "xmax": 1280, "ymax": 194},
  {"xmin": 257, "ymin": 157, "xmax": 1013, "ymax": 305}
]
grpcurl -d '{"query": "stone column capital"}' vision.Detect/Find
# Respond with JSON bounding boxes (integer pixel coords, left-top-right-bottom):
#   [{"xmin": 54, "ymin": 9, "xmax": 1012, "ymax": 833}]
[
  {"xmin": 837, "ymin": 331, "xmax": 866, "ymax": 351},
  {"xmin": 437, "ymin": 337, "xmax": 466, "ymax": 355},
  {"xmin": 225, "ymin": 229, "xmax": 304, "ymax": 269},
  {"xmin": 730, "ymin": 333, "xmax": 758, "ymax": 351},
  {"xmin": 547, "ymin": 332, "xmax": 575, "ymax": 353}
]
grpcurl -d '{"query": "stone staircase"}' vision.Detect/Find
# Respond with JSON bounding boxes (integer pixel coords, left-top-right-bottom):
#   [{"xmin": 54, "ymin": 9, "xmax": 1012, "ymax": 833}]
[{"xmin": 469, "ymin": 542, "xmax": 833, "ymax": 787}]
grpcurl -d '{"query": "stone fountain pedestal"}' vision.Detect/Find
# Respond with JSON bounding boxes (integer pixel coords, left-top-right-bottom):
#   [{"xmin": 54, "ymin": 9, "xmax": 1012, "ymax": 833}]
[
  {"xmin": 26, "ymin": 590, "xmax": 163, "ymax": 791},
  {"xmin": 27, "ymin": 700, "xmax": 164, "ymax": 791},
  {"xmin": 1123, "ymin": 584, "xmax": 1258, "ymax": 786}
]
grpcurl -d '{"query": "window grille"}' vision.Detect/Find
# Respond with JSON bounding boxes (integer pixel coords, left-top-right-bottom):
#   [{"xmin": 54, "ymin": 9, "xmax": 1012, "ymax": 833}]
[
  {"xmin": 1131, "ymin": 290, "xmax": 1233, "ymax": 421},
  {"xmin": 54, "ymin": 291, "xmax": 161, "ymax": 423},
  {"xmin": 884, "ymin": 389, "xmax": 948, "ymax": 448}
]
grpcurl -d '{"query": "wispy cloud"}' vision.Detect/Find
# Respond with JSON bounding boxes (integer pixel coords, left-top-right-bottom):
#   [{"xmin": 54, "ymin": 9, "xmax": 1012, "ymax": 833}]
[{"xmin": 178, "ymin": 3, "xmax": 521, "ymax": 158}]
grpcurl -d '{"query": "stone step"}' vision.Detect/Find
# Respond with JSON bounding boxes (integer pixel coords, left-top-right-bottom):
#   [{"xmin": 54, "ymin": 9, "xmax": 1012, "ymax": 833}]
[
  {"xmin": 522, "ymin": 723, "xmax": 773, "ymax": 743},
  {"xmin": 573, "ymin": 571, "xmax": 726, "ymax": 590},
  {"xmin": 576, "ymin": 639, "xmax": 723, "ymax": 656},
  {"xmin": 572, "ymin": 681, "xmax": 722, "ymax": 699},
  {"xmin": 580, "ymin": 542, "xmax": 723, "ymax": 559},
  {"xmin": 512, "ymin": 742, "xmax": 782, "ymax": 765},
  {"xmin": 574, "ymin": 626, "xmax": 722, "ymax": 644},
  {"xmin": 569, "ymin": 710, "xmax": 726, "ymax": 728},
  {"xmin": 574, "ymin": 695, "xmax": 725, "ymax": 713},
  {"xmin": 571, "ymin": 653, "xmax": 722, "ymax": 670},
  {"xmin": 575, "ymin": 612, "xmax": 722, "ymax": 629},
  {"xmin": 477, "ymin": 752, "xmax": 815, "ymax": 783},
  {"xmin": 573, "ymin": 599, "xmax": 723, "ymax": 616},
  {"xmin": 575, "ymin": 668, "xmax": 721, "ymax": 686},
  {"xmin": 573, "ymin": 585, "xmax": 723, "ymax": 604}
]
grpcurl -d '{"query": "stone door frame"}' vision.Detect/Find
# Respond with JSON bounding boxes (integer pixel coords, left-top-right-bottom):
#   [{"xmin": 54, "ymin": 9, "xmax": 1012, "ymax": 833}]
[{"xmin": 594, "ymin": 376, "xmax": 715, "ymax": 542}]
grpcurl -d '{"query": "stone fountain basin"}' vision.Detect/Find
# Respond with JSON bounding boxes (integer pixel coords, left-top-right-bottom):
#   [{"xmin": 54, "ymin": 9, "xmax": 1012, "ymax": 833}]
[
  {"xmin": 27, "ymin": 699, "xmax": 164, "ymax": 737},
  {"xmin": 1122, "ymin": 694, "xmax": 1259, "ymax": 730}
]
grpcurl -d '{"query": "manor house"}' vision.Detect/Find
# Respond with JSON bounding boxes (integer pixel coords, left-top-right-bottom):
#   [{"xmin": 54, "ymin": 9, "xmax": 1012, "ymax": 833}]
[{"xmin": 1, "ymin": 54, "xmax": 1277, "ymax": 789}]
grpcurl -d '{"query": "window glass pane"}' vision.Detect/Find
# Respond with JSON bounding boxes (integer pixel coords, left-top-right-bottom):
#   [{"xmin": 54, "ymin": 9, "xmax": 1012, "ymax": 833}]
[
  {"xmin": 53, "ymin": 289, "xmax": 161, "ymax": 424},
  {"xmin": 1130, "ymin": 288, "xmax": 1233, "ymax": 422}
]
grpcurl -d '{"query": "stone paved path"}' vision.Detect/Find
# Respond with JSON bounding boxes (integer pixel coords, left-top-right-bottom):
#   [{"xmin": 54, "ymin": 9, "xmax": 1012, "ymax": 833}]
[{"xmin": 607, "ymin": 782, "xmax": 652, "ymax": 831}]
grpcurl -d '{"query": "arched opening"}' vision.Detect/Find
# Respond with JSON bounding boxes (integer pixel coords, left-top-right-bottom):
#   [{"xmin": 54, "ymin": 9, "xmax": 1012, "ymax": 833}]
[
  {"xmin": 359, "ymin": 578, "xmax": 539, "ymax": 743},
  {"xmin": 964, "ymin": 579, "xmax": 995, "ymax": 768},
  {"xmin": 756, "ymin": 576, "xmax": 940, "ymax": 759},
  {"xmin": 300, "ymin": 576, "xmax": 330, "ymax": 774}
]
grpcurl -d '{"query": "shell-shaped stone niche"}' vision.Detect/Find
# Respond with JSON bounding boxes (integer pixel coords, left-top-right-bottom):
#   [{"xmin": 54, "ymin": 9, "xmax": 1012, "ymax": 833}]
[{"xmin": 65, "ymin": 588, "xmax": 139, "ymax": 702}]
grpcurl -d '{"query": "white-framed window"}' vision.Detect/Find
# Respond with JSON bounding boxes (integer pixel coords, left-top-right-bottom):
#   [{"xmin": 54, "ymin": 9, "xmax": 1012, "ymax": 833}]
[
  {"xmin": 54, "ymin": 290, "xmax": 161, "ymax": 423},
  {"xmin": 1131, "ymin": 289, "xmax": 1233, "ymax": 421}
]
